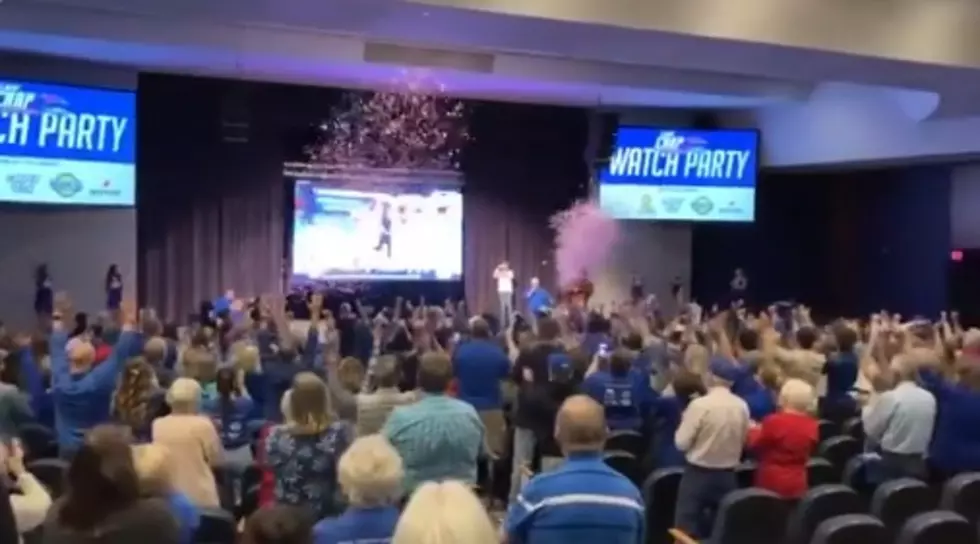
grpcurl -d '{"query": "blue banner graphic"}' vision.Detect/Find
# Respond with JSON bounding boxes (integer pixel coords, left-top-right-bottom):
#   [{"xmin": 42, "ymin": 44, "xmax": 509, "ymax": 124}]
[
  {"xmin": 598, "ymin": 127, "xmax": 758, "ymax": 222},
  {"xmin": 0, "ymin": 79, "xmax": 135, "ymax": 205}
]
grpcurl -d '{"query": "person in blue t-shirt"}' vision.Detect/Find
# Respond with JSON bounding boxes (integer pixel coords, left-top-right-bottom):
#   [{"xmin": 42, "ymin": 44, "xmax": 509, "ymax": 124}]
[
  {"xmin": 583, "ymin": 348, "xmax": 656, "ymax": 433},
  {"xmin": 313, "ymin": 435, "xmax": 402, "ymax": 544},
  {"xmin": 202, "ymin": 367, "xmax": 255, "ymax": 469}
]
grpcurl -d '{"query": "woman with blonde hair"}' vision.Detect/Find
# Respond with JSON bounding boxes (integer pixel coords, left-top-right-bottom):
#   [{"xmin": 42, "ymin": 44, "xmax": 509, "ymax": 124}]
[
  {"xmin": 746, "ymin": 378, "xmax": 819, "ymax": 500},
  {"xmin": 313, "ymin": 434, "xmax": 403, "ymax": 543},
  {"xmin": 132, "ymin": 445, "xmax": 200, "ymax": 544},
  {"xmin": 112, "ymin": 357, "xmax": 164, "ymax": 443},
  {"xmin": 152, "ymin": 378, "xmax": 223, "ymax": 507},
  {"xmin": 265, "ymin": 372, "xmax": 351, "ymax": 519},
  {"xmin": 392, "ymin": 481, "xmax": 497, "ymax": 544}
]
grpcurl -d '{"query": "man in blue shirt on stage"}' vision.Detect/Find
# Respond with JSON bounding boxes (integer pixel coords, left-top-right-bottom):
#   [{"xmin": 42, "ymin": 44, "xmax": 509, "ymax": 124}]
[
  {"xmin": 504, "ymin": 395, "xmax": 645, "ymax": 544},
  {"xmin": 525, "ymin": 277, "xmax": 553, "ymax": 328}
]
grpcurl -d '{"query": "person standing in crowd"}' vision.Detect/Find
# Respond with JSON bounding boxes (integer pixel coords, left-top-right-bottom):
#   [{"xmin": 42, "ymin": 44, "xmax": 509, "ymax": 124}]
[
  {"xmin": 730, "ymin": 268, "xmax": 747, "ymax": 299},
  {"xmin": 326, "ymin": 354, "xmax": 415, "ymax": 436},
  {"xmin": 267, "ymin": 372, "xmax": 352, "ymax": 519},
  {"xmin": 41, "ymin": 425, "xmax": 180, "ymax": 544},
  {"xmin": 382, "ymin": 352, "xmax": 484, "ymax": 495},
  {"xmin": 493, "ymin": 261, "xmax": 515, "ymax": 328},
  {"xmin": 313, "ymin": 435, "xmax": 403, "ymax": 544},
  {"xmin": 51, "ymin": 296, "xmax": 139, "ymax": 457},
  {"xmin": 393, "ymin": 481, "xmax": 498, "ymax": 544},
  {"xmin": 452, "ymin": 317, "xmax": 510, "ymax": 459},
  {"xmin": 533, "ymin": 349, "xmax": 584, "ymax": 472},
  {"xmin": 863, "ymin": 350, "xmax": 936, "ymax": 482},
  {"xmin": 630, "ymin": 275, "xmax": 644, "ymax": 305},
  {"xmin": 524, "ymin": 277, "xmax": 553, "ymax": 326},
  {"xmin": 504, "ymin": 395, "xmax": 644, "ymax": 544},
  {"xmin": 111, "ymin": 358, "xmax": 165, "ymax": 443},
  {"xmin": 105, "ymin": 264, "xmax": 123, "ymax": 312},
  {"xmin": 919, "ymin": 356, "xmax": 980, "ymax": 480},
  {"xmin": 746, "ymin": 379, "xmax": 818, "ymax": 500},
  {"xmin": 674, "ymin": 357, "xmax": 750, "ymax": 540},
  {"xmin": 153, "ymin": 378, "xmax": 222, "ymax": 508},
  {"xmin": 34, "ymin": 264, "xmax": 53, "ymax": 320},
  {"xmin": 242, "ymin": 505, "xmax": 314, "ymax": 544},
  {"xmin": 820, "ymin": 324, "xmax": 860, "ymax": 424},
  {"xmin": 583, "ymin": 348, "xmax": 656, "ymax": 433},
  {"xmin": 670, "ymin": 275, "xmax": 684, "ymax": 306},
  {"xmin": 131, "ymin": 444, "xmax": 200, "ymax": 544},
  {"xmin": 3, "ymin": 438, "xmax": 52, "ymax": 541},
  {"xmin": 509, "ymin": 316, "xmax": 565, "ymax": 501},
  {"xmin": 652, "ymin": 370, "xmax": 706, "ymax": 468},
  {"xmin": 202, "ymin": 367, "xmax": 255, "ymax": 469}
]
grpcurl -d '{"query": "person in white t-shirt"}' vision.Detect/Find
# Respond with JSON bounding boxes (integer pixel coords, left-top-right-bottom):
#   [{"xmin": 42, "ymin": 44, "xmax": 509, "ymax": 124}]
[{"xmin": 493, "ymin": 261, "xmax": 515, "ymax": 327}]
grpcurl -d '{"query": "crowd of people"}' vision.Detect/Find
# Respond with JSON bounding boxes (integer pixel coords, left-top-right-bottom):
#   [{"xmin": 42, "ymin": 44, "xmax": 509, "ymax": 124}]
[{"xmin": 0, "ymin": 272, "xmax": 977, "ymax": 544}]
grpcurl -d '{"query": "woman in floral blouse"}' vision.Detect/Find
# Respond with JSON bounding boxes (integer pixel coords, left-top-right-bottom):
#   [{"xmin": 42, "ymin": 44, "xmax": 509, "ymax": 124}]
[{"xmin": 265, "ymin": 372, "xmax": 351, "ymax": 519}]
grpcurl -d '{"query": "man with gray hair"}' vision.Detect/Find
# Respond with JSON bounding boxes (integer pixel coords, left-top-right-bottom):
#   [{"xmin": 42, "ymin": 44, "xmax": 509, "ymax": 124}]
[
  {"xmin": 863, "ymin": 349, "xmax": 936, "ymax": 482},
  {"xmin": 327, "ymin": 353, "xmax": 416, "ymax": 435}
]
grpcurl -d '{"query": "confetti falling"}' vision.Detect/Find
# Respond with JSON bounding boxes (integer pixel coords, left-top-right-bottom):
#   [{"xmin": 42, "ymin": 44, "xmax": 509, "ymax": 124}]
[
  {"xmin": 551, "ymin": 200, "xmax": 620, "ymax": 289},
  {"xmin": 310, "ymin": 70, "xmax": 470, "ymax": 171}
]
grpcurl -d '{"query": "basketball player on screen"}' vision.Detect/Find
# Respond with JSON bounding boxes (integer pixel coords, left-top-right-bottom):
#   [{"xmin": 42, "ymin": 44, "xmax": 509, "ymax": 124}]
[{"xmin": 374, "ymin": 200, "xmax": 393, "ymax": 258}]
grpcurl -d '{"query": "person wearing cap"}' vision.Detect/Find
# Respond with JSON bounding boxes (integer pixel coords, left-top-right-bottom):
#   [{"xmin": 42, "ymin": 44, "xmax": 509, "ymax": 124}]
[
  {"xmin": 531, "ymin": 349, "xmax": 584, "ymax": 472},
  {"xmin": 673, "ymin": 356, "xmax": 750, "ymax": 540}
]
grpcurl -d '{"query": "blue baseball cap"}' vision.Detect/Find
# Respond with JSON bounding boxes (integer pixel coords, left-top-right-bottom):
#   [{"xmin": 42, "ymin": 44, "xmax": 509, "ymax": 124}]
[
  {"xmin": 709, "ymin": 356, "xmax": 742, "ymax": 382},
  {"xmin": 548, "ymin": 352, "xmax": 572, "ymax": 376}
]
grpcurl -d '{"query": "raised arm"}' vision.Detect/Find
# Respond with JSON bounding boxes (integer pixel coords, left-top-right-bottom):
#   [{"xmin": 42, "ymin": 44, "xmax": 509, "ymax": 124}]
[
  {"xmin": 49, "ymin": 293, "xmax": 72, "ymax": 389},
  {"xmin": 89, "ymin": 300, "xmax": 139, "ymax": 391}
]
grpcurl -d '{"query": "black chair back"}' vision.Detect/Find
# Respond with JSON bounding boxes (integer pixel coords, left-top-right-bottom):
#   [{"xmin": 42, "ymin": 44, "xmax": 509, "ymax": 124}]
[
  {"xmin": 604, "ymin": 452, "xmax": 641, "ymax": 485},
  {"xmin": 710, "ymin": 488, "xmax": 788, "ymax": 544},
  {"xmin": 896, "ymin": 511, "xmax": 978, "ymax": 544},
  {"xmin": 811, "ymin": 514, "xmax": 886, "ymax": 544},
  {"xmin": 807, "ymin": 458, "xmax": 835, "ymax": 487},
  {"xmin": 817, "ymin": 436, "xmax": 860, "ymax": 480},
  {"xmin": 818, "ymin": 420, "xmax": 838, "ymax": 442},
  {"xmin": 871, "ymin": 478, "xmax": 934, "ymax": 541},
  {"xmin": 26, "ymin": 458, "xmax": 68, "ymax": 498},
  {"xmin": 195, "ymin": 507, "xmax": 237, "ymax": 544},
  {"xmin": 940, "ymin": 472, "xmax": 980, "ymax": 526},
  {"xmin": 605, "ymin": 430, "xmax": 645, "ymax": 458},
  {"xmin": 18, "ymin": 423, "xmax": 57, "ymax": 461},
  {"xmin": 735, "ymin": 461, "xmax": 756, "ymax": 488},
  {"xmin": 786, "ymin": 484, "xmax": 863, "ymax": 544},
  {"xmin": 643, "ymin": 467, "xmax": 682, "ymax": 544},
  {"xmin": 842, "ymin": 417, "xmax": 864, "ymax": 442}
]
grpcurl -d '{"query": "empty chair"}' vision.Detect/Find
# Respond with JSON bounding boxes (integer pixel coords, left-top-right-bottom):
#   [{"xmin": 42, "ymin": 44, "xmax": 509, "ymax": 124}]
[
  {"xmin": 736, "ymin": 461, "xmax": 756, "ymax": 488},
  {"xmin": 785, "ymin": 484, "xmax": 864, "ymax": 544},
  {"xmin": 871, "ymin": 478, "xmax": 934, "ymax": 540},
  {"xmin": 643, "ymin": 467, "xmax": 682, "ymax": 544},
  {"xmin": 819, "ymin": 420, "xmax": 838, "ymax": 442},
  {"xmin": 842, "ymin": 455, "xmax": 879, "ymax": 504},
  {"xmin": 811, "ymin": 514, "xmax": 887, "ymax": 544},
  {"xmin": 939, "ymin": 472, "xmax": 980, "ymax": 526},
  {"xmin": 26, "ymin": 458, "xmax": 68, "ymax": 498},
  {"xmin": 842, "ymin": 417, "xmax": 864, "ymax": 443},
  {"xmin": 896, "ymin": 511, "xmax": 978, "ymax": 544},
  {"xmin": 19, "ymin": 423, "xmax": 57, "ymax": 461},
  {"xmin": 705, "ymin": 488, "xmax": 788, "ymax": 544},
  {"xmin": 807, "ymin": 458, "xmax": 835, "ymax": 487},
  {"xmin": 195, "ymin": 507, "xmax": 237, "ymax": 544},
  {"xmin": 604, "ymin": 451, "xmax": 641, "ymax": 485},
  {"xmin": 818, "ymin": 436, "xmax": 860, "ymax": 480},
  {"xmin": 605, "ymin": 429, "xmax": 645, "ymax": 458}
]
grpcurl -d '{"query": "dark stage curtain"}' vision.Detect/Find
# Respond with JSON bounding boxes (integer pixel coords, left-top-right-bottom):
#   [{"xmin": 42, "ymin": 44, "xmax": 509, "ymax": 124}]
[
  {"xmin": 461, "ymin": 102, "xmax": 590, "ymax": 314},
  {"xmin": 691, "ymin": 166, "xmax": 951, "ymax": 318},
  {"xmin": 137, "ymin": 75, "xmax": 341, "ymax": 320}
]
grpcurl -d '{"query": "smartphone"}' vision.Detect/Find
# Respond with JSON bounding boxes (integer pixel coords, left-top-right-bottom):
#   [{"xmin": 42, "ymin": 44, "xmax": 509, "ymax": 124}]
[{"xmin": 597, "ymin": 342, "xmax": 610, "ymax": 358}]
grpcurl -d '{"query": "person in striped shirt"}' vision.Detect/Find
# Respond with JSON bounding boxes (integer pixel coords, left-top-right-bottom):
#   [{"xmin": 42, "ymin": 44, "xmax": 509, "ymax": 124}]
[{"xmin": 504, "ymin": 395, "xmax": 645, "ymax": 544}]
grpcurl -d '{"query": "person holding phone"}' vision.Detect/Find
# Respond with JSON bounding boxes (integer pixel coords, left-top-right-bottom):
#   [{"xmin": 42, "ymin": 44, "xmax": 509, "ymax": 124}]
[{"xmin": 1, "ymin": 437, "xmax": 52, "ymax": 540}]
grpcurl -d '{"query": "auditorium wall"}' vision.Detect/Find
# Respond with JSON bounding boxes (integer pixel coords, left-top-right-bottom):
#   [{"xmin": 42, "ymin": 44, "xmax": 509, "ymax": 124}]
[
  {"xmin": 951, "ymin": 163, "xmax": 980, "ymax": 249},
  {"xmin": 0, "ymin": 54, "xmax": 138, "ymax": 328},
  {"xmin": 0, "ymin": 207, "xmax": 137, "ymax": 329},
  {"xmin": 590, "ymin": 108, "xmax": 696, "ymax": 308}
]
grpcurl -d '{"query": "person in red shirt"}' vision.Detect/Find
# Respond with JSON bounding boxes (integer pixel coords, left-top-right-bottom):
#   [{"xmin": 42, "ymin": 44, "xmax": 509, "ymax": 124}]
[{"xmin": 746, "ymin": 378, "xmax": 819, "ymax": 500}]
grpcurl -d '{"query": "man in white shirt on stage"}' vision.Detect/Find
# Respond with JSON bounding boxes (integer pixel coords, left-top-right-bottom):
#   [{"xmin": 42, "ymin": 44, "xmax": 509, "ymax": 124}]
[{"xmin": 494, "ymin": 261, "xmax": 515, "ymax": 328}]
